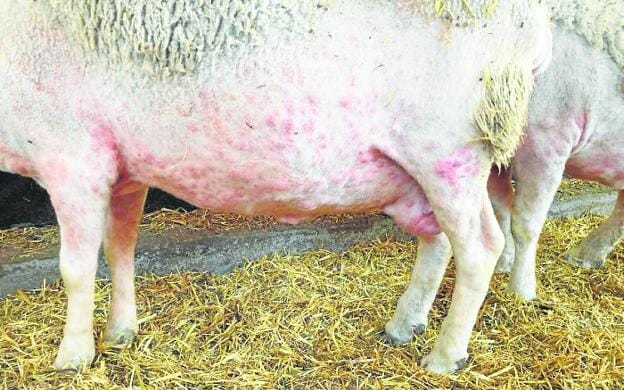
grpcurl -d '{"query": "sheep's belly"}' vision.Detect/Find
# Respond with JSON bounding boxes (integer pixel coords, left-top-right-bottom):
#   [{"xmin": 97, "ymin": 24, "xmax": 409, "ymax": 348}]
[{"xmin": 119, "ymin": 88, "xmax": 416, "ymax": 220}]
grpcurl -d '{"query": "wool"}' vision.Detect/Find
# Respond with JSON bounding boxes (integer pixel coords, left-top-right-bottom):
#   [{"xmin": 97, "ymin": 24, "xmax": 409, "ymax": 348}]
[
  {"xmin": 547, "ymin": 0, "xmax": 624, "ymax": 73},
  {"xmin": 45, "ymin": 0, "xmax": 534, "ymax": 79},
  {"xmin": 475, "ymin": 64, "xmax": 533, "ymax": 167},
  {"xmin": 399, "ymin": 0, "xmax": 501, "ymax": 25},
  {"xmin": 47, "ymin": 0, "xmax": 321, "ymax": 78}
]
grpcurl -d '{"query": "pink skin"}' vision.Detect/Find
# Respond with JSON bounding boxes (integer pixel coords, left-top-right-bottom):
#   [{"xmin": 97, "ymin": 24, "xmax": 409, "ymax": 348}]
[
  {"xmin": 435, "ymin": 148, "xmax": 480, "ymax": 188},
  {"xmin": 384, "ymin": 191, "xmax": 441, "ymax": 237}
]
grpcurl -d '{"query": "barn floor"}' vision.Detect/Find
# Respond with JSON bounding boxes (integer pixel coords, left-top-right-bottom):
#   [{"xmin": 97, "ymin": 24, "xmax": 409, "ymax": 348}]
[{"xmin": 1, "ymin": 216, "xmax": 623, "ymax": 388}]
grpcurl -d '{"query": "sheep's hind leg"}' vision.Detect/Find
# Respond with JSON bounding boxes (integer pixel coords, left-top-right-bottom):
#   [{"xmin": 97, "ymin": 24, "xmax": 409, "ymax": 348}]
[
  {"xmin": 381, "ymin": 233, "xmax": 452, "ymax": 345},
  {"xmin": 420, "ymin": 190, "xmax": 503, "ymax": 374},
  {"xmin": 102, "ymin": 183, "xmax": 148, "ymax": 347},
  {"xmin": 565, "ymin": 190, "xmax": 624, "ymax": 268},
  {"xmin": 381, "ymin": 147, "xmax": 504, "ymax": 373}
]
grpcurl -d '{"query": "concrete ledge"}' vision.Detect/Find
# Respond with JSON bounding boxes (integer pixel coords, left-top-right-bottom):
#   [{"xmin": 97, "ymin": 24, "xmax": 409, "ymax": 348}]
[{"xmin": 0, "ymin": 192, "xmax": 616, "ymax": 297}]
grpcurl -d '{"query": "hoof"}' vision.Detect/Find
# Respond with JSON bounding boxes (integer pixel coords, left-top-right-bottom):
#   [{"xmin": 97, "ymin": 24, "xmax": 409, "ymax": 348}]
[
  {"xmin": 455, "ymin": 357, "xmax": 468, "ymax": 370},
  {"xmin": 412, "ymin": 323, "xmax": 426, "ymax": 336},
  {"xmin": 103, "ymin": 328, "xmax": 137, "ymax": 348},
  {"xmin": 564, "ymin": 252, "xmax": 605, "ymax": 269},
  {"xmin": 378, "ymin": 324, "xmax": 426, "ymax": 346},
  {"xmin": 421, "ymin": 352, "xmax": 470, "ymax": 374},
  {"xmin": 54, "ymin": 344, "xmax": 95, "ymax": 371}
]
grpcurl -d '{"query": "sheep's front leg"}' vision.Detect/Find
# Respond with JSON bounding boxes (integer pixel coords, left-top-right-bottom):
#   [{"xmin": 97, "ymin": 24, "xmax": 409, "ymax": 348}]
[
  {"xmin": 49, "ymin": 180, "xmax": 110, "ymax": 370},
  {"xmin": 103, "ymin": 183, "xmax": 148, "ymax": 346},
  {"xmin": 565, "ymin": 190, "xmax": 624, "ymax": 268}
]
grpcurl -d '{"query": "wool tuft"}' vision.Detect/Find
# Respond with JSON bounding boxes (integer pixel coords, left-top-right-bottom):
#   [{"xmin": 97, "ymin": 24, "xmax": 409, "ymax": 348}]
[
  {"xmin": 397, "ymin": 0, "xmax": 501, "ymax": 25},
  {"xmin": 475, "ymin": 64, "xmax": 534, "ymax": 167}
]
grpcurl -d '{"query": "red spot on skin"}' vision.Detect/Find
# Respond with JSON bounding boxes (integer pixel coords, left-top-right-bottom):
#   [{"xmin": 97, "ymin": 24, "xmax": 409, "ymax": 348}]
[
  {"xmin": 245, "ymin": 93, "xmax": 258, "ymax": 105},
  {"xmin": 188, "ymin": 123, "xmax": 201, "ymax": 133},
  {"xmin": 282, "ymin": 118, "xmax": 294, "ymax": 133},
  {"xmin": 265, "ymin": 114, "xmax": 277, "ymax": 128},
  {"xmin": 230, "ymin": 139, "xmax": 254, "ymax": 152},
  {"xmin": 435, "ymin": 148, "xmax": 480, "ymax": 186},
  {"xmin": 78, "ymin": 107, "xmax": 123, "ymax": 170},
  {"xmin": 303, "ymin": 120, "xmax": 316, "ymax": 133}
]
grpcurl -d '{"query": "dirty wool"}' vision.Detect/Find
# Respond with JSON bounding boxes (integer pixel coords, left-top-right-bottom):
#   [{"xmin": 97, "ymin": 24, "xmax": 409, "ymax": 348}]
[
  {"xmin": 475, "ymin": 64, "xmax": 533, "ymax": 167},
  {"xmin": 1, "ymin": 215, "xmax": 623, "ymax": 388},
  {"xmin": 547, "ymin": 0, "xmax": 624, "ymax": 74},
  {"xmin": 46, "ymin": 0, "xmax": 532, "ymax": 79}
]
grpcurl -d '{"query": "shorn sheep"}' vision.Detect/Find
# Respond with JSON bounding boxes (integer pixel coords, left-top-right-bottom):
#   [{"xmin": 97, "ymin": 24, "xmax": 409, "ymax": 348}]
[
  {"xmin": 0, "ymin": 0, "xmax": 551, "ymax": 373},
  {"xmin": 489, "ymin": 0, "xmax": 624, "ymax": 299}
]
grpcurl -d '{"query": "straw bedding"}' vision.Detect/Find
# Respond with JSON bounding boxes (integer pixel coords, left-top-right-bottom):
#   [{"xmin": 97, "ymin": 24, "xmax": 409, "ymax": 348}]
[{"xmin": 1, "ymin": 215, "xmax": 623, "ymax": 388}]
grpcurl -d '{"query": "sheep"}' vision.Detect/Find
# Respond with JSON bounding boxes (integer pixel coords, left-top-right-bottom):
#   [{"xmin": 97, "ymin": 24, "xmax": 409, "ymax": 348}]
[
  {"xmin": 488, "ymin": 0, "xmax": 624, "ymax": 300},
  {"xmin": 0, "ymin": 0, "xmax": 551, "ymax": 373}
]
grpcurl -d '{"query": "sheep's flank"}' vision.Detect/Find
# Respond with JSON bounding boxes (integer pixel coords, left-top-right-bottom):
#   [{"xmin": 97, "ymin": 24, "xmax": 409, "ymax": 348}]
[{"xmin": 1, "ymin": 214, "xmax": 623, "ymax": 388}]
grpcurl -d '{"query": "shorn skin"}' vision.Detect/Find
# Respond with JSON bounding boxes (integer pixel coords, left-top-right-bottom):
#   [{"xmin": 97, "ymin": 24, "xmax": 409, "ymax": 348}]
[
  {"xmin": 490, "ymin": 22, "xmax": 624, "ymax": 300},
  {"xmin": 0, "ymin": 0, "xmax": 551, "ymax": 374}
]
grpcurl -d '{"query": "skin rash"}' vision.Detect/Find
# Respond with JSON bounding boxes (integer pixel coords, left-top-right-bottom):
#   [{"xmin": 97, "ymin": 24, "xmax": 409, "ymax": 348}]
[{"xmin": 0, "ymin": 0, "xmax": 551, "ymax": 375}]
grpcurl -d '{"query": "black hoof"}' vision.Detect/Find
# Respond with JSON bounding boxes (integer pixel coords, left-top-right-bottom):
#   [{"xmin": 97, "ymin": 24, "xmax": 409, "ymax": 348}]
[
  {"xmin": 412, "ymin": 324, "xmax": 426, "ymax": 336},
  {"xmin": 378, "ymin": 331, "xmax": 404, "ymax": 346},
  {"xmin": 104, "ymin": 330, "xmax": 136, "ymax": 349},
  {"xmin": 455, "ymin": 357, "xmax": 469, "ymax": 370}
]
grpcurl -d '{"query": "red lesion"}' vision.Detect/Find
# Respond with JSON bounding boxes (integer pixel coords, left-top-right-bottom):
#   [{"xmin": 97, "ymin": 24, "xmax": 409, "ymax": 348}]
[{"xmin": 434, "ymin": 148, "xmax": 480, "ymax": 187}]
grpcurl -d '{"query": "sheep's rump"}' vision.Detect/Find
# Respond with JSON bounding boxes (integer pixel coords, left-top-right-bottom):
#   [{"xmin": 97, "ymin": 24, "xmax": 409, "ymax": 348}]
[{"xmin": 548, "ymin": 0, "xmax": 624, "ymax": 74}]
